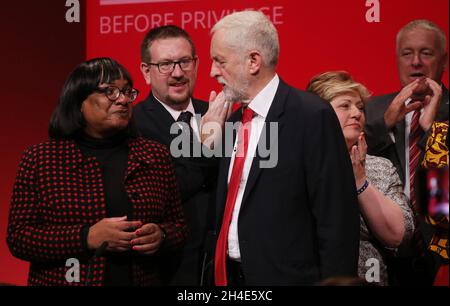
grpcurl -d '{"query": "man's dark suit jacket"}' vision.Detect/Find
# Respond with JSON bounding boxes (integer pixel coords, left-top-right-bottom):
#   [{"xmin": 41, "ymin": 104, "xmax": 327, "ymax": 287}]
[
  {"xmin": 365, "ymin": 86, "xmax": 449, "ymax": 185},
  {"xmin": 133, "ymin": 93, "xmax": 217, "ymax": 285},
  {"xmin": 365, "ymin": 86, "xmax": 449, "ymax": 285},
  {"xmin": 215, "ymin": 80, "xmax": 360, "ymax": 285}
]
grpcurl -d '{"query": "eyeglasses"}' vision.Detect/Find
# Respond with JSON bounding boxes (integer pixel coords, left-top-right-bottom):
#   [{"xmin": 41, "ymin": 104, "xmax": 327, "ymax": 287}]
[
  {"xmin": 147, "ymin": 57, "xmax": 197, "ymax": 74},
  {"xmin": 95, "ymin": 86, "xmax": 139, "ymax": 102}
]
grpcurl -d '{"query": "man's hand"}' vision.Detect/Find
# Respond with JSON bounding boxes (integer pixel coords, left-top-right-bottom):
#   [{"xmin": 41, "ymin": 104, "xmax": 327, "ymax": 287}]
[
  {"xmin": 419, "ymin": 78, "xmax": 442, "ymax": 131},
  {"xmin": 200, "ymin": 91, "xmax": 234, "ymax": 148},
  {"xmin": 384, "ymin": 79, "xmax": 423, "ymax": 129},
  {"xmin": 131, "ymin": 223, "xmax": 165, "ymax": 255}
]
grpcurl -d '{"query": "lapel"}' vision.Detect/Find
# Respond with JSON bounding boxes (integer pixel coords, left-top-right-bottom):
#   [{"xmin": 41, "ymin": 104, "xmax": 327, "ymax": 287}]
[
  {"xmin": 216, "ymin": 80, "xmax": 289, "ymax": 220},
  {"xmin": 125, "ymin": 138, "xmax": 154, "ymax": 181},
  {"xmin": 437, "ymin": 85, "xmax": 449, "ymax": 121},
  {"xmin": 216, "ymin": 110, "xmax": 241, "ymax": 224},
  {"xmin": 192, "ymin": 98, "xmax": 209, "ymax": 116},
  {"xmin": 64, "ymin": 138, "xmax": 153, "ymax": 181},
  {"xmin": 240, "ymin": 80, "xmax": 288, "ymax": 206},
  {"xmin": 141, "ymin": 93, "xmax": 180, "ymax": 144},
  {"xmin": 143, "ymin": 93, "xmax": 208, "ymax": 141},
  {"xmin": 394, "ymin": 117, "xmax": 406, "ymax": 181}
]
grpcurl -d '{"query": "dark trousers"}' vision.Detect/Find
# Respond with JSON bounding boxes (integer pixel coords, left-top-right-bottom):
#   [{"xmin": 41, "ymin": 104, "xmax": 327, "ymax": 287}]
[{"xmin": 226, "ymin": 258, "xmax": 246, "ymax": 286}]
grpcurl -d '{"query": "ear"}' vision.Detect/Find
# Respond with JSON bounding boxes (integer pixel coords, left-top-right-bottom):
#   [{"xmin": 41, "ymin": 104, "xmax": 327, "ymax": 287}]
[
  {"xmin": 140, "ymin": 62, "xmax": 152, "ymax": 85},
  {"xmin": 194, "ymin": 56, "xmax": 199, "ymax": 73},
  {"xmin": 248, "ymin": 50, "xmax": 262, "ymax": 75}
]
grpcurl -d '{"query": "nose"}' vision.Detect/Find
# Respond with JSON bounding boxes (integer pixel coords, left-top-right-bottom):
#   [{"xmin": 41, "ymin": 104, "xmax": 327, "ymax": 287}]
[
  {"xmin": 350, "ymin": 105, "xmax": 362, "ymax": 119},
  {"xmin": 210, "ymin": 62, "xmax": 220, "ymax": 79},
  {"xmin": 411, "ymin": 52, "xmax": 423, "ymax": 67},
  {"xmin": 171, "ymin": 62, "xmax": 184, "ymax": 78},
  {"xmin": 114, "ymin": 92, "xmax": 130, "ymax": 106}
]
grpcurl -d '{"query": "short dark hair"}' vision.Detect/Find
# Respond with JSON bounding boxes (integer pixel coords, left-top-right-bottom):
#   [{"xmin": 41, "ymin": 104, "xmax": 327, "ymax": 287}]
[
  {"xmin": 140, "ymin": 25, "xmax": 196, "ymax": 63},
  {"xmin": 49, "ymin": 57, "xmax": 137, "ymax": 139}
]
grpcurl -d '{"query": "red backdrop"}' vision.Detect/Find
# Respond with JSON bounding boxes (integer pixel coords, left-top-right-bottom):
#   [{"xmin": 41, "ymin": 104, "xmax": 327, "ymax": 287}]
[
  {"xmin": 0, "ymin": 0, "xmax": 448, "ymax": 285},
  {"xmin": 86, "ymin": 0, "xmax": 449, "ymax": 103},
  {"xmin": 0, "ymin": 1, "xmax": 86, "ymax": 286}
]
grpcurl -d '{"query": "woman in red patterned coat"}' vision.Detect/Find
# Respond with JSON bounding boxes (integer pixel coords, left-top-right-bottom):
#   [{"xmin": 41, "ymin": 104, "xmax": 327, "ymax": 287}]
[{"xmin": 7, "ymin": 58, "xmax": 187, "ymax": 286}]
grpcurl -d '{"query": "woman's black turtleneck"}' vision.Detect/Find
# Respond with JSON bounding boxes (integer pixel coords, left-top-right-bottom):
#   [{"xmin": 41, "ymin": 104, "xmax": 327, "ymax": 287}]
[{"xmin": 76, "ymin": 131, "xmax": 132, "ymax": 286}]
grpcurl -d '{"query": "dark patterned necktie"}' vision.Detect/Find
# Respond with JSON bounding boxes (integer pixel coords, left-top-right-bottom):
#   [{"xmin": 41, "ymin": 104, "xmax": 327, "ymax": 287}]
[
  {"xmin": 177, "ymin": 111, "xmax": 193, "ymax": 128},
  {"xmin": 177, "ymin": 111, "xmax": 194, "ymax": 141}
]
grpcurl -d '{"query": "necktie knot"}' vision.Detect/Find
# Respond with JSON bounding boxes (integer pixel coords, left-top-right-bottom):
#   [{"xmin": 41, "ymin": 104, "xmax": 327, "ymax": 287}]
[
  {"xmin": 177, "ymin": 111, "xmax": 193, "ymax": 127},
  {"xmin": 242, "ymin": 107, "xmax": 254, "ymax": 124}
]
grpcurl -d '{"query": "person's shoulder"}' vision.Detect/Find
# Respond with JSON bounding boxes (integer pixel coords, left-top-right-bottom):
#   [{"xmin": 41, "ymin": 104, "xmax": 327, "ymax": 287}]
[
  {"xmin": 133, "ymin": 99, "xmax": 145, "ymax": 112},
  {"xmin": 133, "ymin": 95, "xmax": 152, "ymax": 113},
  {"xmin": 20, "ymin": 139, "xmax": 74, "ymax": 161},
  {"xmin": 368, "ymin": 92, "xmax": 398, "ymax": 105},
  {"xmin": 26, "ymin": 139, "xmax": 73, "ymax": 152},
  {"xmin": 279, "ymin": 81, "xmax": 335, "ymax": 115},
  {"xmin": 192, "ymin": 98, "xmax": 209, "ymax": 114},
  {"xmin": 280, "ymin": 80, "xmax": 325, "ymax": 104}
]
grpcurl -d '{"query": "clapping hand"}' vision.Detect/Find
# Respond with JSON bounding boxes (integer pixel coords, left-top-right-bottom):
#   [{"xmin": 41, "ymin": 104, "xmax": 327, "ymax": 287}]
[
  {"xmin": 384, "ymin": 79, "xmax": 424, "ymax": 129},
  {"xmin": 419, "ymin": 78, "xmax": 442, "ymax": 131},
  {"xmin": 350, "ymin": 132, "xmax": 368, "ymax": 188}
]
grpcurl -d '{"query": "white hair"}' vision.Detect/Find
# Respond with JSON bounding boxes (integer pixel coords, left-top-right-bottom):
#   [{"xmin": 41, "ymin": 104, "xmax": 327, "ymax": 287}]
[
  {"xmin": 211, "ymin": 10, "xmax": 280, "ymax": 67},
  {"xmin": 396, "ymin": 19, "xmax": 447, "ymax": 55}
]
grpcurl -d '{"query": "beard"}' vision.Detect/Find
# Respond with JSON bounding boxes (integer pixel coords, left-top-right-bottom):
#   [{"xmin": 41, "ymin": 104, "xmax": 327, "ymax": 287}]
[
  {"xmin": 164, "ymin": 77, "xmax": 193, "ymax": 105},
  {"xmin": 218, "ymin": 70, "xmax": 250, "ymax": 102}
]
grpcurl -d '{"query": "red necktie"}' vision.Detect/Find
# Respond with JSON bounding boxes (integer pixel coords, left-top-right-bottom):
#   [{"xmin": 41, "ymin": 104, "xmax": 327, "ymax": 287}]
[
  {"xmin": 409, "ymin": 110, "xmax": 426, "ymax": 255},
  {"xmin": 214, "ymin": 107, "xmax": 253, "ymax": 286},
  {"xmin": 409, "ymin": 110, "xmax": 421, "ymax": 216}
]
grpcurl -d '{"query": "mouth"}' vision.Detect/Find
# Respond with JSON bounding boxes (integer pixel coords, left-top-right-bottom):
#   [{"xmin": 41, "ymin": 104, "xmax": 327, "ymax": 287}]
[
  {"xmin": 169, "ymin": 80, "xmax": 188, "ymax": 88},
  {"xmin": 112, "ymin": 109, "xmax": 129, "ymax": 116},
  {"xmin": 216, "ymin": 77, "xmax": 227, "ymax": 87},
  {"xmin": 410, "ymin": 72, "xmax": 426, "ymax": 79},
  {"xmin": 346, "ymin": 123, "xmax": 361, "ymax": 129}
]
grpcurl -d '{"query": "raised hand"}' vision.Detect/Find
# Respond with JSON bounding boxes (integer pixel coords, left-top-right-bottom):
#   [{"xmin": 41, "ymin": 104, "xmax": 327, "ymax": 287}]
[
  {"xmin": 350, "ymin": 132, "xmax": 368, "ymax": 188},
  {"xmin": 419, "ymin": 78, "xmax": 443, "ymax": 131},
  {"xmin": 200, "ymin": 91, "xmax": 234, "ymax": 148},
  {"xmin": 384, "ymin": 79, "xmax": 423, "ymax": 129}
]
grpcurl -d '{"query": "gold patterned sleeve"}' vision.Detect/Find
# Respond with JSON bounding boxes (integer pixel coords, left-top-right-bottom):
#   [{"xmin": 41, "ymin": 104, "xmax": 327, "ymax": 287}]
[{"xmin": 421, "ymin": 121, "xmax": 449, "ymax": 169}]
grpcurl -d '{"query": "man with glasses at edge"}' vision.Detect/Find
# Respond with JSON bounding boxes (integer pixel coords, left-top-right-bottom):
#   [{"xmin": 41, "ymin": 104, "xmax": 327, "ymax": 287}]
[{"xmin": 134, "ymin": 25, "xmax": 219, "ymax": 286}]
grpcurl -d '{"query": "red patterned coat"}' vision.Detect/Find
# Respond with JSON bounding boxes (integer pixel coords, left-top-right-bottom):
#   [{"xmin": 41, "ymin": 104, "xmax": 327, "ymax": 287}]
[{"xmin": 7, "ymin": 137, "xmax": 187, "ymax": 286}]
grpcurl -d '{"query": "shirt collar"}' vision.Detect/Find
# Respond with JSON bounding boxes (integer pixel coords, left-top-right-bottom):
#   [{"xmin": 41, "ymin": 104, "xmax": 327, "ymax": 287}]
[
  {"xmin": 153, "ymin": 93, "xmax": 194, "ymax": 121},
  {"xmin": 247, "ymin": 74, "xmax": 279, "ymax": 119}
]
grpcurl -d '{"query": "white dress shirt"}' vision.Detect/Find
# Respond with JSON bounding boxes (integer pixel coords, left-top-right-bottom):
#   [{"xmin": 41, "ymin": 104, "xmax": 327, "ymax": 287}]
[
  {"xmin": 394, "ymin": 86, "xmax": 449, "ymax": 199},
  {"xmin": 155, "ymin": 96, "xmax": 201, "ymax": 141},
  {"xmin": 403, "ymin": 101, "xmax": 422, "ymax": 199},
  {"xmin": 226, "ymin": 74, "xmax": 280, "ymax": 261}
]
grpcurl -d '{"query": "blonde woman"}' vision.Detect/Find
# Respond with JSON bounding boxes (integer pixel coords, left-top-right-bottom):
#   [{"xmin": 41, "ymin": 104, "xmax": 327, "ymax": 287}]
[{"xmin": 307, "ymin": 71, "xmax": 414, "ymax": 285}]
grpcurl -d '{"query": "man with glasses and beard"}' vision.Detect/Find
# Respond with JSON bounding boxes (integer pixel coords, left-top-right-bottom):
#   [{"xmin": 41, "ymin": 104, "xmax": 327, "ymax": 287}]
[{"xmin": 134, "ymin": 25, "xmax": 218, "ymax": 285}]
